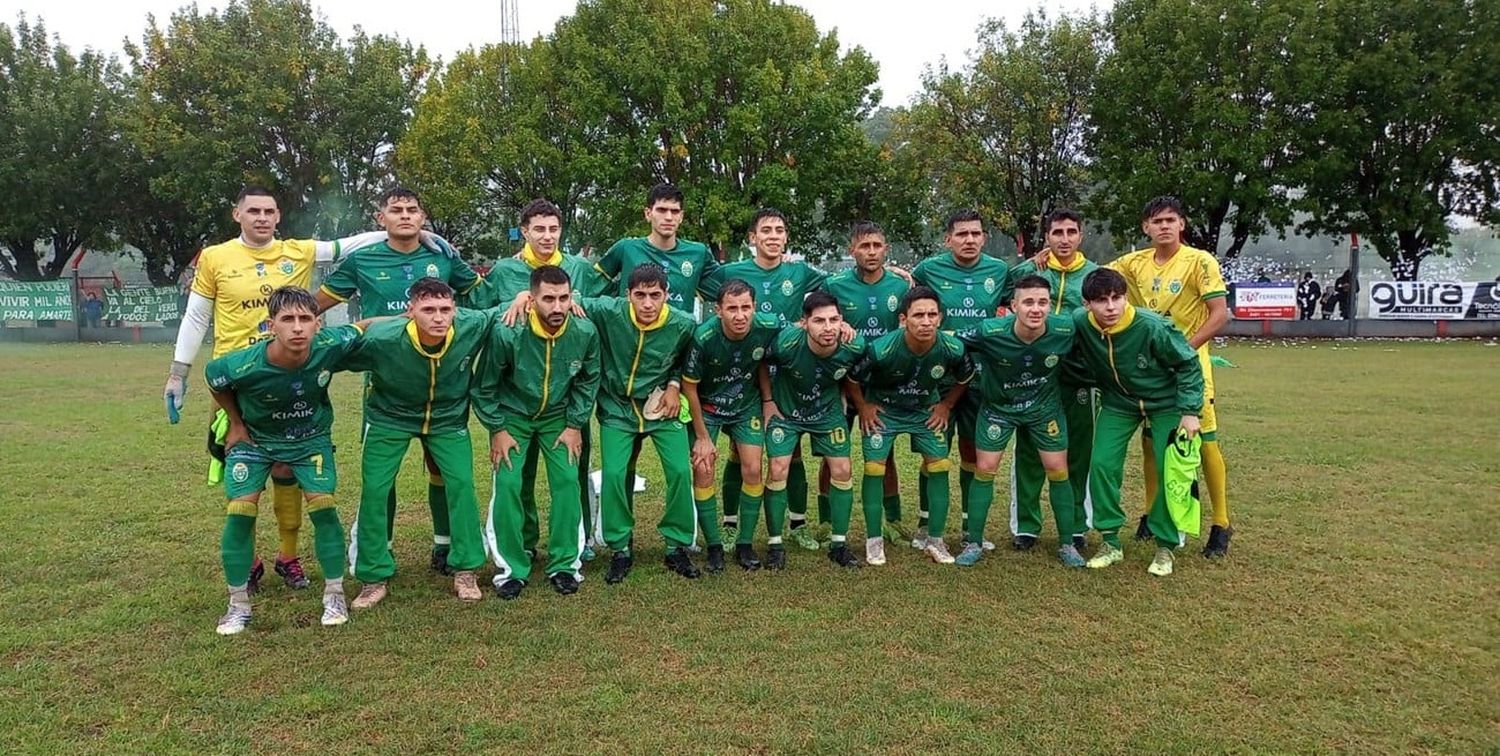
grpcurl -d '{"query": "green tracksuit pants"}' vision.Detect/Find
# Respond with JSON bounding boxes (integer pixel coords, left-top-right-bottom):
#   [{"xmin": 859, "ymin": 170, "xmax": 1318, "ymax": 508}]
[
  {"xmin": 599, "ymin": 424, "xmax": 696, "ymax": 552},
  {"xmin": 519, "ymin": 425, "xmax": 593, "ymax": 552},
  {"xmin": 352, "ymin": 423, "xmax": 484, "ymax": 583},
  {"xmin": 486, "ymin": 415, "xmax": 585, "ymax": 583},
  {"xmin": 1089, "ymin": 407, "xmax": 1182, "ymax": 548},
  {"xmin": 1010, "ymin": 389, "xmax": 1098, "ymax": 540}
]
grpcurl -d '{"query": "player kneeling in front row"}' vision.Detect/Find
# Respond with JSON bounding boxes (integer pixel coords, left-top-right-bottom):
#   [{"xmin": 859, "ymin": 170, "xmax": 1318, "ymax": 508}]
[
  {"xmin": 760, "ymin": 292, "xmax": 866, "ymax": 569},
  {"xmin": 846, "ymin": 286, "xmax": 970, "ymax": 566},
  {"xmin": 958, "ymin": 276, "xmax": 1083, "ymax": 567},
  {"xmin": 1071, "ymin": 269, "xmax": 1204, "ymax": 576},
  {"xmin": 205, "ymin": 286, "xmax": 370, "ymax": 634},
  {"xmin": 473, "ymin": 265, "xmax": 601, "ymax": 598}
]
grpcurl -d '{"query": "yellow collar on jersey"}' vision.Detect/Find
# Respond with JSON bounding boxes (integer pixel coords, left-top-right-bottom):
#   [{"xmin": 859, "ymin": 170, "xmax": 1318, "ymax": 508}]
[
  {"xmin": 630, "ymin": 302, "xmax": 672, "ymax": 331},
  {"xmin": 521, "ymin": 243, "xmax": 562, "ymax": 269},
  {"xmin": 1046, "ymin": 251, "xmax": 1088, "ymax": 273},
  {"xmin": 406, "ymin": 319, "xmax": 455, "ymax": 359},
  {"xmin": 1088, "ymin": 303, "xmax": 1137, "ymax": 335},
  {"xmin": 528, "ymin": 309, "xmax": 570, "ymax": 340}
]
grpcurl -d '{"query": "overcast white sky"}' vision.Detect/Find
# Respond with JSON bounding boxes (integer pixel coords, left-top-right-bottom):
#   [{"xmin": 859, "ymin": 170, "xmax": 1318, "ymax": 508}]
[{"xmin": 5, "ymin": 0, "xmax": 1104, "ymax": 106}]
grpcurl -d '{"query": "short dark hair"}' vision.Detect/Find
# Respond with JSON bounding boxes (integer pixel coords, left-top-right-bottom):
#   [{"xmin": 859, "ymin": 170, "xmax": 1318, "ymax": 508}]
[
  {"xmin": 378, "ymin": 186, "xmax": 423, "ymax": 210},
  {"xmin": 519, "ymin": 198, "xmax": 562, "ymax": 228},
  {"xmin": 944, "ymin": 209, "xmax": 983, "ymax": 233},
  {"xmin": 267, "ymin": 286, "xmax": 318, "ymax": 317},
  {"xmin": 717, "ymin": 278, "xmax": 754, "ymax": 304},
  {"xmin": 749, "ymin": 207, "xmax": 787, "ymax": 232},
  {"xmin": 802, "ymin": 290, "xmax": 839, "ymax": 317},
  {"xmin": 235, "ymin": 185, "xmax": 276, "ymax": 206},
  {"xmin": 1044, "ymin": 208, "xmax": 1083, "ymax": 232},
  {"xmin": 1082, "ymin": 268, "xmax": 1129, "ymax": 301},
  {"xmin": 898, "ymin": 285, "xmax": 942, "ymax": 317},
  {"xmin": 849, "ymin": 220, "xmax": 885, "ymax": 244},
  {"xmin": 530, "ymin": 264, "xmax": 571, "ymax": 292},
  {"xmin": 1141, "ymin": 195, "xmax": 1185, "ymax": 221},
  {"xmin": 1012, "ymin": 274, "xmax": 1052, "ymax": 297},
  {"xmin": 408, "ymin": 277, "xmax": 455, "ymax": 302},
  {"xmin": 646, "ymin": 183, "xmax": 684, "ymax": 208},
  {"xmin": 627, "ymin": 262, "xmax": 669, "ymax": 292}
]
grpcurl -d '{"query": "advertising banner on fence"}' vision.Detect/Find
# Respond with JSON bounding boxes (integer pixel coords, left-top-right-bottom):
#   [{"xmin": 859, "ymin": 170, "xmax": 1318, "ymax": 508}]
[
  {"xmin": 1232, "ymin": 282, "xmax": 1297, "ymax": 319},
  {"xmin": 0, "ymin": 280, "xmax": 74, "ymax": 320},
  {"xmin": 1368, "ymin": 281, "xmax": 1500, "ymax": 319},
  {"xmin": 105, "ymin": 286, "xmax": 182, "ymax": 324}
]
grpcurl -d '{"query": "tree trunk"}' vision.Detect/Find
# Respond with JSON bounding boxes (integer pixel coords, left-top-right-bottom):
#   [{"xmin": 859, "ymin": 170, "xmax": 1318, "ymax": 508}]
[
  {"xmin": 1, "ymin": 238, "xmax": 43, "ymax": 280},
  {"xmin": 48, "ymin": 233, "xmax": 82, "ymax": 279}
]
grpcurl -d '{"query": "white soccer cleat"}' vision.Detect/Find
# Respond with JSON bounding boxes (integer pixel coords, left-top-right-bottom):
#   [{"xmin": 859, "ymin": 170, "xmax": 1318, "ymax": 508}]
[
  {"xmin": 215, "ymin": 605, "xmax": 252, "ymax": 636},
  {"xmin": 909, "ymin": 526, "xmax": 929, "ymax": 550},
  {"xmin": 865, "ymin": 536, "xmax": 887, "ymax": 566},
  {"xmin": 923, "ymin": 538, "xmax": 956, "ymax": 564},
  {"xmin": 321, "ymin": 592, "xmax": 350, "ymax": 627},
  {"xmin": 1147, "ymin": 547, "xmax": 1174, "ymax": 577}
]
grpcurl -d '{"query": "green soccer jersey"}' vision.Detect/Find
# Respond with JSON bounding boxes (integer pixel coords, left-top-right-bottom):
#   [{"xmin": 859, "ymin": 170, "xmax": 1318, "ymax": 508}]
[
  {"xmin": 682, "ymin": 313, "xmax": 781, "ymax": 425},
  {"xmin": 767, "ymin": 326, "xmax": 866, "ymax": 430},
  {"xmin": 318, "ymin": 241, "xmax": 482, "ymax": 316},
  {"xmin": 477, "ymin": 246, "xmax": 607, "ymax": 309},
  {"xmin": 1070, "ymin": 305, "xmax": 1204, "ymax": 417},
  {"xmin": 472, "ymin": 311, "xmax": 601, "ymax": 433},
  {"xmin": 338, "ymin": 308, "xmax": 493, "ymax": 435},
  {"xmin": 855, "ymin": 329, "xmax": 973, "ymax": 413},
  {"xmin": 960, "ymin": 313, "xmax": 1076, "ymax": 421},
  {"xmin": 204, "ymin": 324, "xmax": 364, "ymax": 458},
  {"xmin": 1004, "ymin": 254, "xmax": 1101, "ymax": 315},
  {"xmin": 824, "ymin": 268, "xmax": 910, "ymax": 340},
  {"xmin": 912, "ymin": 252, "xmax": 1013, "ymax": 334},
  {"xmin": 717, "ymin": 258, "xmax": 827, "ymax": 328},
  {"xmin": 596, "ymin": 236, "xmax": 722, "ymax": 310},
  {"xmin": 581, "ymin": 296, "xmax": 697, "ymax": 432}
]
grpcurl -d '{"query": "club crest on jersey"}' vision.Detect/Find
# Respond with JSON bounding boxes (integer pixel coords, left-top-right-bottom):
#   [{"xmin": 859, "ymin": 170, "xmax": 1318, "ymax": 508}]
[
  {"xmin": 780, "ymin": 280, "xmax": 794, "ymax": 296},
  {"xmin": 278, "ymin": 258, "xmax": 294, "ymax": 275},
  {"xmin": 983, "ymin": 277, "xmax": 996, "ymax": 294},
  {"xmin": 425, "ymin": 263, "xmax": 439, "ymax": 278},
  {"xmin": 1137, "ymin": 354, "xmax": 1149, "ymax": 369},
  {"xmin": 869, "ymin": 432, "xmax": 884, "ymax": 449},
  {"xmin": 1045, "ymin": 355, "xmax": 1059, "ymax": 368},
  {"xmin": 986, "ymin": 423, "xmax": 1002, "ymax": 440},
  {"xmin": 231, "ymin": 462, "xmax": 250, "ymax": 483},
  {"xmin": 1168, "ymin": 280, "xmax": 1183, "ymax": 294},
  {"xmin": 886, "ymin": 295, "xmax": 899, "ymax": 312},
  {"xmin": 930, "ymin": 365, "xmax": 945, "ymax": 379},
  {"xmin": 317, "ymin": 370, "xmax": 331, "ymax": 387},
  {"xmin": 680, "ymin": 261, "xmax": 695, "ymax": 277},
  {"xmin": 254, "ymin": 262, "xmax": 267, "ymax": 278}
]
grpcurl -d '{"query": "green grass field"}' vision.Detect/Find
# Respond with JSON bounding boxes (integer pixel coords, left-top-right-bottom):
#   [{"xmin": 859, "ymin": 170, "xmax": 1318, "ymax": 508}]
[{"xmin": 1, "ymin": 340, "xmax": 1497, "ymax": 753}]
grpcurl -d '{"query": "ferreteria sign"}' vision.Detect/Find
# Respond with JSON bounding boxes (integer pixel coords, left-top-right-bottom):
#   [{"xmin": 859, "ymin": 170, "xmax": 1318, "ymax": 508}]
[
  {"xmin": 0, "ymin": 280, "xmax": 73, "ymax": 320},
  {"xmin": 1368, "ymin": 281, "xmax": 1500, "ymax": 319},
  {"xmin": 105, "ymin": 286, "xmax": 182, "ymax": 323}
]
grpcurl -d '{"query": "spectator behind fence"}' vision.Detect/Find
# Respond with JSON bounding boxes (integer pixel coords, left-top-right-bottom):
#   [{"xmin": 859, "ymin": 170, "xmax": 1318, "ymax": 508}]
[
  {"xmin": 82, "ymin": 291, "xmax": 103, "ymax": 328},
  {"xmin": 1333, "ymin": 269, "xmax": 1356, "ymax": 320},
  {"xmin": 1297, "ymin": 272, "xmax": 1322, "ymax": 320}
]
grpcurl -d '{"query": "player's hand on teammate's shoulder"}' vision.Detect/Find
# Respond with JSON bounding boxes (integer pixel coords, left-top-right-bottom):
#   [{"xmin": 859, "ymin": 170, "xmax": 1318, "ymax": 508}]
[{"xmin": 499, "ymin": 292, "xmax": 533, "ymax": 327}]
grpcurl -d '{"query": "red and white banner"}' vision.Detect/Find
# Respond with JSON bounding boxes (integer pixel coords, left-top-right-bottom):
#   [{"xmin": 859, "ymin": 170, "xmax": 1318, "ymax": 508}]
[{"xmin": 1232, "ymin": 282, "xmax": 1297, "ymax": 320}]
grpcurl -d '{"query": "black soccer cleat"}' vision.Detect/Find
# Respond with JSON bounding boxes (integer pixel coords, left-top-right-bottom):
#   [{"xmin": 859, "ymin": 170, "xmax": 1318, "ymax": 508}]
[
  {"xmin": 1011, "ymin": 535, "xmax": 1038, "ymax": 551},
  {"xmin": 247, "ymin": 557, "xmax": 266, "ymax": 595},
  {"xmin": 549, "ymin": 573, "xmax": 579, "ymax": 595},
  {"xmin": 734, "ymin": 544, "xmax": 761, "ymax": 571},
  {"xmin": 1202, "ymin": 525, "xmax": 1234, "ymax": 559},
  {"xmin": 827, "ymin": 544, "xmax": 861, "ymax": 569},
  {"xmin": 1134, "ymin": 514, "xmax": 1153, "ymax": 542},
  {"xmin": 430, "ymin": 544, "xmax": 453, "ymax": 575},
  {"xmin": 605, "ymin": 552, "xmax": 634, "ymax": 584},
  {"xmin": 704, "ymin": 544, "xmax": 726, "ymax": 574},
  {"xmin": 495, "ymin": 578, "xmax": 525, "ymax": 600},
  {"xmin": 664, "ymin": 547, "xmax": 702, "ymax": 579},
  {"xmin": 763, "ymin": 545, "xmax": 787, "ymax": 571}
]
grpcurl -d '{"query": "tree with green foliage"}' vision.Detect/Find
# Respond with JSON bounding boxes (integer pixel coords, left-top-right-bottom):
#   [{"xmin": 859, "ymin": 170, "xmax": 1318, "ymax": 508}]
[
  {"xmin": 0, "ymin": 19, "xmax": 125, "ymax": 280},
  {"xmin": 1089, "ymin": 0, "xmax": 1300, "ymax": 259},
  {"xmin": 1292, "ymin": 0, "xmax": 1500, "ymax": 280},
  {"xmin": 893, "ymin": 10, "xmax": 1101, "ymax": 257}
]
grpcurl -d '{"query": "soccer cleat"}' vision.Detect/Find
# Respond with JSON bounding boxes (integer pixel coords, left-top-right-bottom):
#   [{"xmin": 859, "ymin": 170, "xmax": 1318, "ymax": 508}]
[
  {"xmin": 605, "ymin": 552, "xmax": 634, "ymax": 584},
  {"xmin": 1202, "ymin": 525, "xmax": 1234, "ymax": 559},
  {"xmin": 663, "ymin": 547, "xmax": 702, "ymax": 579},
  {"xmin": 827, "ymin": 544, "xmax": 861, "ymax": 569},
  {"xmin": 351, "ymin": 582, "xmax": 388, "ymax": 609},
  {"xmin": 982, "ymin": 539, "xmax": 996, "ymax": 551},
  {"xmin": 1072, "ymin": 534, "xmax": 1088, "ymax": 551},
  {"xmin": 789, "ymin": 525, "xmax": 821, "ymax": 552},
  {"xmin": 910, "ymin": 526, "xmax": 930, "ymax": 550},
  {"xmin": 1011, "ymin": 535, "xmax": 1038, "ymax": 551},
  {"xmin": 1134, "ymin": 514, "xmax": 1152, "ymax": 542},
  {"xmin": 1147, "ymin": 547, "xmax": 1174, "ymax": 576},
  {"xmin": 274, "ymin": 557, "xmax": 310, "ymax": 589},
  {"xmin": 1057, "ymin": 544, "xmax": 1086, "ymax": 568},
  {"xmin": 883, "ymin": 520, "xmax": 911, "ymax": 543},
  {"xmin": 215, "ymin": 605, "xmax": 252, "ymax": 636},
  {"xmin": 581, "ymin": 545, "xmax": 597, "ymax": 562},
  {"xmin": 721, "ymin": 524, "xmax": 739, "ymax": 546},
  {"xmin": 321, "ymin": 592, "xmax": 349, "ymax": 627},
  {"xmin": 454, "ymin": 571, "xmax": 482, "ymax": 602},
  {"xmin": 247, "ymin": 557, "xmax": 265, "ymax": 595},
  {"xmin": 1086, "ymin": 544, "xmax": 1124, "ymax": 569},
  {"xmin": 954, "ymin": 542, "xmax": 984, "ymax": 567},
  {"xmin": 430, "ymin": 544, "xmax": 453, "ymax": 575},
  {"xmin": 549, "ymin": 573, "xmax": 579, "ymax": 595},
  {"xmin": 763, "ymin": 545, "xmax": 787, "ymax": 571},
  {"xmin": 495, "ymin": 577, "xmax": 525, "ymax": 600},
  {"xmin": 704, "ymin": 544, "xmax": 726, "ymax": 574},
  {"xmin": 865, "ymin": 536, "xmax": 887, "ymax": 566},
  {"xmin": 735, "ymin": 544, "xmax": 762, "ymax": 570},
  {"xmin": 923, "ymin": 538, "xmax": 956, "ymax": 565}
]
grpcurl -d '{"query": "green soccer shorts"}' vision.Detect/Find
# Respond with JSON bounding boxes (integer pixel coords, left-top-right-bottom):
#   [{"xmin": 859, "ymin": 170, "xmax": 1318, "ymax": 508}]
[
  {"xmin": 223, "ymin": 440, "xmax": 336, "ymax": 500},
  {"xmin": 705, "ymin": 412, "xmax": 764, "ymax": 448},
  {"xmin": 861, "ymin": 409, "xmax": 948, "ymax": 462},
  {"xmin": 765, "ymin": 417, "xmax": 850, "ymax": 459},
  {"xmin": 974, "ymin": 402, "xmax": 1068, "ymax": 454}
]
